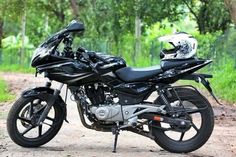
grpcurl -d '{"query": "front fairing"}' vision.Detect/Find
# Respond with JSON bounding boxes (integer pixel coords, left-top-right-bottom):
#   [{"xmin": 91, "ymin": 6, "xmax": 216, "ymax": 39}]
[
  {"xmin": 31, "ymin": 29, "xmax": 67, "ymax": 67},
  {"xmin": 31, "ymin": 40, "xmax": 64, "ymax": 67},
  {"xmin": 31, "ymin": 47, "xmax": 52, "ymax": 67},
  {"xmin": 31, "ymin": 52, "xmax": 69, "ymax": 68}
]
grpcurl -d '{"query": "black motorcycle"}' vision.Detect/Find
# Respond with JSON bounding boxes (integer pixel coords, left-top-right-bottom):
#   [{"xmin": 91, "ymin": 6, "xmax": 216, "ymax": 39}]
[{"xmin": 7, "ymin": 20, "xmax": 219, "ymax": 153}]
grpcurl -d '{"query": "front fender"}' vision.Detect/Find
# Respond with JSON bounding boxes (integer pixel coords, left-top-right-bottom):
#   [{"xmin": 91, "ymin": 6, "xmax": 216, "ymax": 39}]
[
  {"xmin": 22, "ymin": 87, "xmax": 68, "ymax": 121},
  {"xmin": 22, "ymin": 87, "xmax": 55, "ymax": 98}
]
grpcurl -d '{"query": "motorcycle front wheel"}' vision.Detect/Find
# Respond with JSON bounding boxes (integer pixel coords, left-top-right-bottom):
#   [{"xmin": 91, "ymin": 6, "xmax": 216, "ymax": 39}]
[
  {"xmin": 7, "ymin": 94, "xmax": 64, "ymax": 147},
  {"xmin": 150, "ymin": 87, "xmax": 214, "ymax": 153}
]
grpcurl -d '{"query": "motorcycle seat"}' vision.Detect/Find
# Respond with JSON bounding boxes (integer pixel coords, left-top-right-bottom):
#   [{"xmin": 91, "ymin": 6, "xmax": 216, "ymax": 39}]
[
  {"xmin": 115, "ymin": 65, "xmax": 162, "ymax": 82},
  {"xmin": 160, "ymin": 58, "xmax": 204, "ymax": 70}
]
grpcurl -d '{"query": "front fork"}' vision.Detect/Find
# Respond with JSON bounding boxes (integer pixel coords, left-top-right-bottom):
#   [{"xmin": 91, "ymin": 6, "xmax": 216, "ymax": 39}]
[{"xmin": 36, "ymin": 81, "xmax": 64, "ymax": 125}]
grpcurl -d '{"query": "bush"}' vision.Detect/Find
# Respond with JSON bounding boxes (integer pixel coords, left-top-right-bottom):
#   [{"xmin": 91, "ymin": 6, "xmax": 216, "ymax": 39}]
[
  {"xmin": 0, "ymin": 34, "xmax": 34, "ymax": 72},
  {"xmin": 193, "ymin": 28, "xmax": 236, "ymax": 103},
  {"xmin": 211, "ymin": 59, "xmax": 236, "ymax": 102}
]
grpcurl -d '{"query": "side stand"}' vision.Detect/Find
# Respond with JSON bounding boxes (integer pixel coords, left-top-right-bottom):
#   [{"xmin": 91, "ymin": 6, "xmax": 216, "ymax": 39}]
[{"xmin": 111, "ymin": 127, "xmax": 120, "ymax": 153}]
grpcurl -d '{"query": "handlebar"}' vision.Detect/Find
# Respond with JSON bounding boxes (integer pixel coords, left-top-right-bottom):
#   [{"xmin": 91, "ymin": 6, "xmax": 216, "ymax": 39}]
[
  {"xmin": 76, "ymin": 47, "xmax": 111, "ymax": 74},
  {"xmin": 77, "ymin": 47, "xmax": 110, "ymax": 64},
  {"xmin": 88, "ymin": 52, "xmax": 110, "ymax": 64}
]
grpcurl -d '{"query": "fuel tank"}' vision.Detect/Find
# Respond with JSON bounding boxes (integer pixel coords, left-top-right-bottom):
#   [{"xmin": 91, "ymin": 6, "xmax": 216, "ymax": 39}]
[
  {"xmin": 37, "ymin": 56, "xmax": 126, "ymax": 85},
  {"xmin": 38, "ymin": 60, "xmax": 97, "ymax": 85}
]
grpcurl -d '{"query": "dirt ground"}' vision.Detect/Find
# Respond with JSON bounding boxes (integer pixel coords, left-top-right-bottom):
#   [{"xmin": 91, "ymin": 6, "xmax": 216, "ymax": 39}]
[{"xmin": 0, "ymin": 72, "xmax": 236, "ymax": 157}]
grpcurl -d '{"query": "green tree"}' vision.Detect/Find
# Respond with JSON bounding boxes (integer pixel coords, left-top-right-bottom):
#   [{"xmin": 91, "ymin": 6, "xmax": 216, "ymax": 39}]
[
  {"xmin": 0, "ymin": 1, "xmax": 5, "ymax": 49},
  {"xmin": 182, "ymin": 0, "xmax": 231, "ymax": 34},
  {"xmin": 224, "ymin": 0, "xmax": 236, "ymax": 25}
]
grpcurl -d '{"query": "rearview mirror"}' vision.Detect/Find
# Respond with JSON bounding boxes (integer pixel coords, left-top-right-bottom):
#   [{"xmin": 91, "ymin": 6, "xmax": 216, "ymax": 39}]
[{"xmin": 66, "ymin": 20, "xmax": 85, "ymax": 32}]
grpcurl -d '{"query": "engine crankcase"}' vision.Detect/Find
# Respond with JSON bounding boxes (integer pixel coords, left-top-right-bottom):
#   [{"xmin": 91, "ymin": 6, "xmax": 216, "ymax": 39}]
[{"xmin": 90, "ymin": 105, "xmax": 123, "ymax": 121}]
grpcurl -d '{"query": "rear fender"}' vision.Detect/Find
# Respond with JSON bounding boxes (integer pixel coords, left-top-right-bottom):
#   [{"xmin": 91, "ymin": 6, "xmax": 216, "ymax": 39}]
[{"xmin": 182, "ymin": 73, "xmax": 223, "ymax": 105}]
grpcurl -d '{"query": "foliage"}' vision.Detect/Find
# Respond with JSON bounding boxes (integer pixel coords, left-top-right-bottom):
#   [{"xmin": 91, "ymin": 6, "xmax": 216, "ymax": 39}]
[
  {"xmin": 211, "ymin": 59, "xmax": 236, "ymax": 102},
  {"xmin": 1, "ymin": 34, "xmax": 34, "ymax": 66},
  {"xmin": 224, "ymin": 0, "xmax": 236, "ymax": 25},
  {"xmin": 188, "ymin": 28, "xmax": 236, "ymax": 103},
  {"xmin": 0, "ymin": 77, "xmax": 14, "ymax": 102},
  {"xmin": 0, "ymin": 0, "xmax": 235, "ymax": 103},
  {"xmin": 213, "ymin": 28, "xmax": 236, "ymax": 66},
  {"xmin": 193, "ymin": 32, "xmax": 222, "ymax": 59},
  {"xmin": 182, "ymin": 0, "xmax": 231, "ymax": 34}
]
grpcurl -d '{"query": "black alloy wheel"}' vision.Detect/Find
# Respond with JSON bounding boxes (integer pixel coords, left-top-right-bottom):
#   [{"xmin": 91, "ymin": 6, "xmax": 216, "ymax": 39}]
[{"xmin": 7, "ymin": 95, "xmax": 64, "ymax": 147}]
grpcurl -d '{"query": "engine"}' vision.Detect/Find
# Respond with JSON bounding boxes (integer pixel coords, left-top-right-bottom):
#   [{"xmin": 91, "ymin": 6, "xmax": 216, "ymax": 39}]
[
  {"xmin": 85, "ymin": 83, "xmax": 123, "ymax": 121},
  {"xmin": 90, "ymin": 105, "xmax": 123, "ymax": 121},
  {"xmin": 85, "ymin": 84, "xmax": 105, "ymax": 105}
]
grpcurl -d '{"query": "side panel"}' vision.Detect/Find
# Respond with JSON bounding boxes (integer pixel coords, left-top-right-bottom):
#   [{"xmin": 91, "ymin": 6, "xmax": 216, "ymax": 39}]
[
  {"xmin": 100, "ymin": 71, "xmax": 123, "ymax": 86},
  {"xmin": 156, "ymin": 59, "xmax": 212, "ymax": 84},
  {"xmin": 113, "ymin": 82, "xmax": 155, "ymax": 105}
]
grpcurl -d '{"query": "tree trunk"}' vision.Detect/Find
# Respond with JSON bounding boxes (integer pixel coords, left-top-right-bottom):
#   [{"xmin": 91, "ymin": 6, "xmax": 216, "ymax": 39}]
[
  {"xmin": 224, "ymin": 0, "xmax": 236, "ymax": 25},
  {"xmin": 197, "ymin": 16, "xmax": 206, "ymax": 34},
  {"xmin": 44, "ymin": 16, "xmax": 49, "ymax": 33},
  {"xmin": 0, "ymin": 19, "xmax": 3, "ymax": 63},
  {"xmin": 114, "ymin": 35, "xmax": 120, "ymax": 55},
  {"xmin": 134, "ymin": 15, "xmax": 141, "ymax": 65},
  {"xmin": 0, "ymin": 19, "xmax": 3, "ymax": 49},
  {"xmin": 20, "ymin": 9, "xmax": 26, "ymax": 66},
  {"xmin": 70, "ymin": 0, "xmax": 79, "ymax": 19},
  {"xmin": 197, "ymin": 1, "xmax": 208, "ymax": 34}
]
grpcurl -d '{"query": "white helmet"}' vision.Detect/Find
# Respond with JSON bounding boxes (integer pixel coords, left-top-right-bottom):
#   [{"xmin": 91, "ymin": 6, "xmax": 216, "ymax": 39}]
[{"xmin": 159, "ymin": 32, "xmax": 198, "ymax": 59}]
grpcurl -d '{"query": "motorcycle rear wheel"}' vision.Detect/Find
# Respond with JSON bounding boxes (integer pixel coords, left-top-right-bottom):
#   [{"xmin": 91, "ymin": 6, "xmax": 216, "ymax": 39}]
[{"xmin": 150, "ymin": 87, "xmax": 214, "ymax": 153}]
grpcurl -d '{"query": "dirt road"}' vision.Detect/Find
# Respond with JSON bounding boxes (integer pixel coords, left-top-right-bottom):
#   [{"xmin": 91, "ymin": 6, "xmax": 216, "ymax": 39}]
[{"xmin": 0, "ymin": 73, "xmax": 236, "ymax": 157}]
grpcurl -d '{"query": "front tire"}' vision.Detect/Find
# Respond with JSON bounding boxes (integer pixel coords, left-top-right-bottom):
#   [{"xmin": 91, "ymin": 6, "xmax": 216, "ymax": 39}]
[
  {"xmin": 151, "ymin": 87, "xmax": 214, "ymax": 153},
  {"xmin": 7, "ymin": 95, "xmax": 64, "ymax": 147}
]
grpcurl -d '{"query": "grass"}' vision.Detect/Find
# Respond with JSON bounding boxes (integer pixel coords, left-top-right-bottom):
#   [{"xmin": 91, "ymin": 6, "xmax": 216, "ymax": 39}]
[
  {"xmin": 210, "ymin": 61, "xmax": 236, "ymax": 103},
  {"xmin": 178, "ymin": 60, "xmax": 236, "ymax": 104},
  {"xmin": 0, "ymin": 78, "xmax": 14, "ymax": 102},
  {"xmin": 0, "ymin": 64, "xmax": 35, "ymax": 73}
]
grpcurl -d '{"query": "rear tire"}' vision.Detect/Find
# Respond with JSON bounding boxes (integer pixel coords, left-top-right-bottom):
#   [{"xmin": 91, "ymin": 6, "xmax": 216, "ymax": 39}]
[
  {"xmin": 7, "ymin": 95, "xmax": 64, "ymax": 147},
  {"xmin": 151, "ymin": 88, "xmax": 214, "ymax": 153}
]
